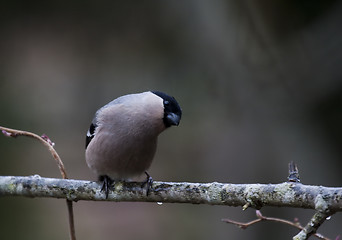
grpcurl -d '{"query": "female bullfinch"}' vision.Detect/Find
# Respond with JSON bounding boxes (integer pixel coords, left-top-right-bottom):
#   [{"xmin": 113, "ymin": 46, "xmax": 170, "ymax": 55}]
[{"xmin": 85, "ymin": 91, "xmax": 182, "ymax": 198}]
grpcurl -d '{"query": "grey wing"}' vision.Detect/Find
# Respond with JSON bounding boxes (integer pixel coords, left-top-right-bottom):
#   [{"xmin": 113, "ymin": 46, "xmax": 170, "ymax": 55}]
[
  {"xmin": 85, "ymin": 94, "xmax": 135, "ymax": 149},
  {"xmin": 85, "ymin": 97, "xmax": 124, "ymax": 149}
]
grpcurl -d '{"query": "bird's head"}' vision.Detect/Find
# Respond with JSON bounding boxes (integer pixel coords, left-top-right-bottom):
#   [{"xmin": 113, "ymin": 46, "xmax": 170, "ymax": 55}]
[{"xmin": 151, "ymin": 91, "xmax": 182, "ymax": 128}]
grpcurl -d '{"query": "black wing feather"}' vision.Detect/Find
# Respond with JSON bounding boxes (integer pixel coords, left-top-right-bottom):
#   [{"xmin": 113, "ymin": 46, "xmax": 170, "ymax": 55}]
[{"xmin": 85, "ymin": 122, "xmax": 97, "ymax": 149}]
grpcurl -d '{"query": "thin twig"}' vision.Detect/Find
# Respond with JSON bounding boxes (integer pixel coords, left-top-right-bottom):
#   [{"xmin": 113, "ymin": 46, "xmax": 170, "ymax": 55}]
[
  {"xmin": 222, "ymin": 217, "xmax": 262, "ymax": 229},
  {"xmin": 67, "ymin": 200, "xmax": 76, "ymax": 240},
  {"xmin": 0, "ymin": 126, "xmax": 76, "ymax": 240},
  {"xmin": 0, "ymin": 126, "xmax": 67, "ymax": 178},
  {"xmin": 222, "ymin": 210, "xmax": 330, "ymax": 240}
]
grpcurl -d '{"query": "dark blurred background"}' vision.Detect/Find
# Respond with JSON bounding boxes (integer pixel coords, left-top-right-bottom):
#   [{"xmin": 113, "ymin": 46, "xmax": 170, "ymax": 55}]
[{"xmin": 1, "ymin": 1, "xmax": 342, "ymax": 239}]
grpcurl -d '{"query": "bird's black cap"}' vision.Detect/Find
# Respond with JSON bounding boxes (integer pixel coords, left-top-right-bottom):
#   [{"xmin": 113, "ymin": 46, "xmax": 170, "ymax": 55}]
[{"xmin": 151, "ymin": 91, "xmax": 182, "ymax": 127}]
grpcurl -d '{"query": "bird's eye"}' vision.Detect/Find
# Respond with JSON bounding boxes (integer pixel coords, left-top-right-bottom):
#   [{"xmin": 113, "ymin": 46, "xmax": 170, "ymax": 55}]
[{"xmin": 164, "ymin": 100, "xmax": 170, "ymax": 106}]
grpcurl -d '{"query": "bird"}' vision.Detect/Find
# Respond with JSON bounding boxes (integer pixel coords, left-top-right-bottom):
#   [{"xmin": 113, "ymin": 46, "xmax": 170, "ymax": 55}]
[{"xmin": 85, "ymin": 91, "xmax": 182, "ymax": 198}]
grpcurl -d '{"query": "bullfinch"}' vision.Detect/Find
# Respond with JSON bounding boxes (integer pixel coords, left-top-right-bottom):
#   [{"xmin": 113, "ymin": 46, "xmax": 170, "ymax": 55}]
[{"xmin": 85, "ymin": 91, "xmax": 182, "ymax": 198}]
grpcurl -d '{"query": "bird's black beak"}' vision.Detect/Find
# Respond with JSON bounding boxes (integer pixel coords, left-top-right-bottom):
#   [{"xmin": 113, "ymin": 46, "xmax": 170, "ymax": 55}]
[{"xmin": 166, "ymin": 112, "xmax": 181, "ymax": 126}]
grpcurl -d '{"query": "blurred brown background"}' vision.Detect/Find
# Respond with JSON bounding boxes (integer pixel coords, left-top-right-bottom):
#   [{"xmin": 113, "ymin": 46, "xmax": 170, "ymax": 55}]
[{"xmin": 1, "ymin": 1, "xmax": 342, "ymax": 239}]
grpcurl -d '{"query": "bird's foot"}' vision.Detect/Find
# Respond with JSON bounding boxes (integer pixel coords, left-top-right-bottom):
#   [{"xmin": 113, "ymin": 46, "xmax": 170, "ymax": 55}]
[
  {"xmin": 99, "ymin": 175, "xmax": 113, "ymax": 199},
  {"xmin": 141, "ymin": 171, "xmax": 153, "ymax": 196}
]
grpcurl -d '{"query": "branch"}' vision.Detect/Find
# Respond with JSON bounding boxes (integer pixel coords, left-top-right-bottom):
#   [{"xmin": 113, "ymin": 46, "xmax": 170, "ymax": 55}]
[
  {"xmin": 0, "ymin": 126, "xmax": 66, "ymax": 178},
  {"xmin": 1, "ymin": 176, "xmax": 342, "ymax": 211},
  {"xmin": 1, "ymin": 126, "xmax": 341, "ymax": 239},
  {"xmin": 0, "ymin": 126, "xmax": 75, "ymax": 240},
  {"xmin": 222, "ymin": 210, "xmax": 330, "ymax": 240},
  {"xmin": 293, "ymin": 211, "xmax": 332, "ymax": 240}
]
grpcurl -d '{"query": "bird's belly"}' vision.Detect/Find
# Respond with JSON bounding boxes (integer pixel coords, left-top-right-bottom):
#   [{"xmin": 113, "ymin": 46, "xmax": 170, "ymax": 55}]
[{"xmin": 86, "ymin": 134, "xmax": 157, "ymax": 180}]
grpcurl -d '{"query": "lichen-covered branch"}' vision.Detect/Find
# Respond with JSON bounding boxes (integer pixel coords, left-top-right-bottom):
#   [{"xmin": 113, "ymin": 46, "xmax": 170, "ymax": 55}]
[
  {"xmin": 293, "ymin": 211, "xmax": 332, "ymax": 240},
  {"xmin": 1, "ymin": 175, "xmax": 342, "ymax": 212},
  {"xmin": 1, "ymin": 128, "xmax": 339, "ymax": 239}
]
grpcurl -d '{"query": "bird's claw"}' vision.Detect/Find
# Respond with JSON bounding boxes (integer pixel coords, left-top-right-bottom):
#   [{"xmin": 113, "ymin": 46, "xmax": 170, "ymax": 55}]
[
  {"xmin": 141, "ymin": 171, "xmax": 153, "ymax": 196},
  {"xmin": 100, "ymin": 175, "xmax": 113, "ymax": 199}
]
